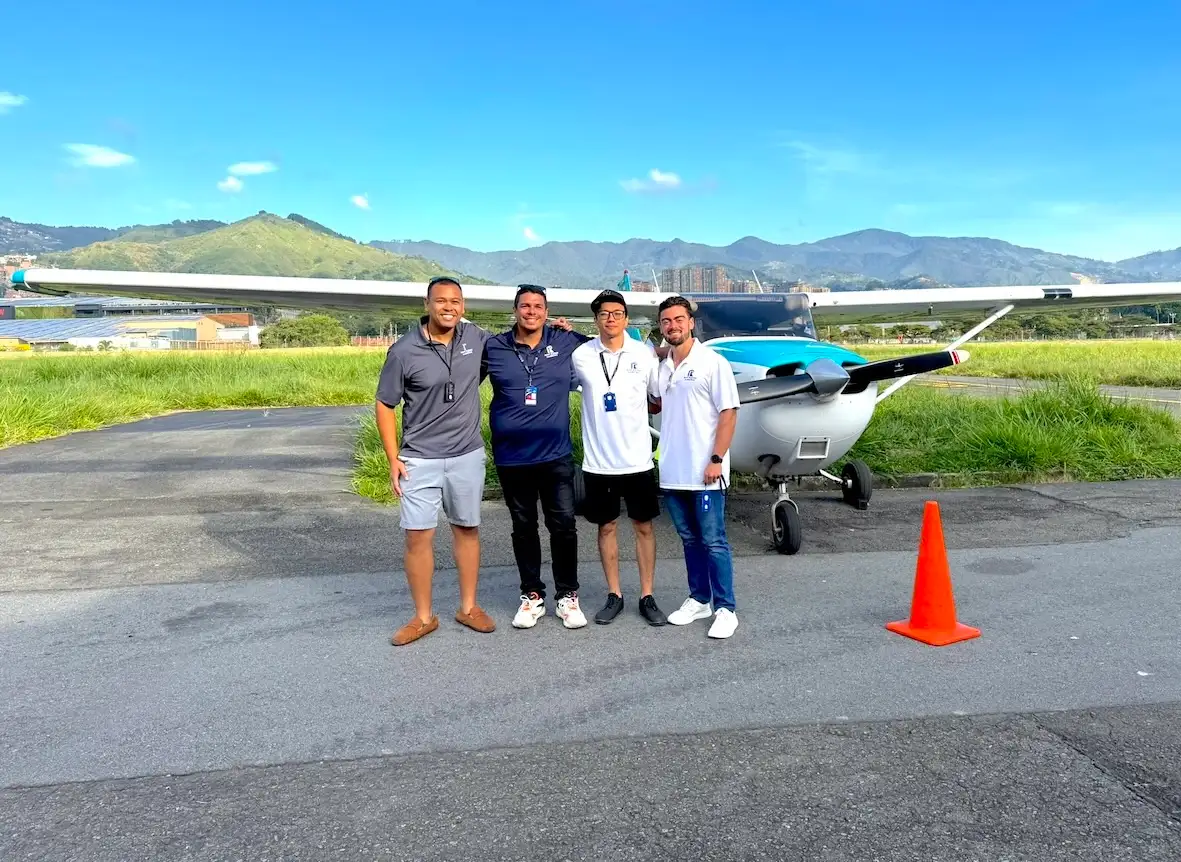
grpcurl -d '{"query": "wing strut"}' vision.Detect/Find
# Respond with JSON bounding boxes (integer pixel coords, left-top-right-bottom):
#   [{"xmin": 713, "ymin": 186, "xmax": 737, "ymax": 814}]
[{"xmin": 876, "ymin": 303, "xmax": 1015, "ymax": 403}]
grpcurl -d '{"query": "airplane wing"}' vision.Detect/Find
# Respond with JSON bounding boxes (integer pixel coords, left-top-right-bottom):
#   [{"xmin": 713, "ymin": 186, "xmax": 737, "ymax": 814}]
[
  {"xmin": 13, "ymin": 268, "xmax": 1181, "ymax": 325},
  {"xmin": 805, "ymin": 282, "xmax": 1181, "ymax": 325},
  {"xmin": 11, "ymin": 268, "xmax": 666, "ymax": 320}
]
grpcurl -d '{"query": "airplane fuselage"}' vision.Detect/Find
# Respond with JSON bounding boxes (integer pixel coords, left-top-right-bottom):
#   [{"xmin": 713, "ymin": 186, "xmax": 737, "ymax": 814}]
[{"xmin": 653, "ymin": 335, "xmax": 877, "ymax": 479}]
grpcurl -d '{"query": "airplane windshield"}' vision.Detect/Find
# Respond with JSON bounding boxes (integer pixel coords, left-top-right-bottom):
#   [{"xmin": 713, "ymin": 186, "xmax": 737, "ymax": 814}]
[{"xmin": 687, "ymin": 293, "xmax": 817, "ymax": 340}]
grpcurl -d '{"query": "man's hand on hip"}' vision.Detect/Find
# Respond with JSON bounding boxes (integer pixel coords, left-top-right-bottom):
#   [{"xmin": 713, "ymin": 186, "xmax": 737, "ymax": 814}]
[{"xmin": 390, "ymin": 459, "xmax": 409, "ymax": 497}]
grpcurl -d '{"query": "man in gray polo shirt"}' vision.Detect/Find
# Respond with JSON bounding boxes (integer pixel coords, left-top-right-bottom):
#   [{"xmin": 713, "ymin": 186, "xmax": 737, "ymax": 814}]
[{"xmin": 375, "ymin": 276, "xmax": 496, "ymax": 646}]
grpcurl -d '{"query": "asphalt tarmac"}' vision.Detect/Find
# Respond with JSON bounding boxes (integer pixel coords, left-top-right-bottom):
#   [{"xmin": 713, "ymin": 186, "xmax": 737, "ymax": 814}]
[{"xmin": 2, "ymin": 406, "xmax": 1180, "ymax": 860}]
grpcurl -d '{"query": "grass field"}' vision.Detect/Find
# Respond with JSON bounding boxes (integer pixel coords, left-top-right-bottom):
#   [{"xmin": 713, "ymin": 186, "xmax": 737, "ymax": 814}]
[
  {"xmin": 850, "ymin": 339, "xmax": 1181, "ymax": 387},
  {"xmin": 0, "ymin": 348, "xmax": 385, "ymax": 447},
  {"xmin": 3, "ymin": 345, "xmax": 1181, "ymax": 504},
  {"xmin": 350, "ymin": 375, "xmax": 1181, "ymax": 504}
]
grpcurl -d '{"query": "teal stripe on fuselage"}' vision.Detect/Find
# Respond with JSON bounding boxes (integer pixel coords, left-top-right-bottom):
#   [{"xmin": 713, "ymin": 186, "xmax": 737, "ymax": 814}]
[{"xmin": 707, "ymin": 337, "xmax": 866, "ymax": 370}]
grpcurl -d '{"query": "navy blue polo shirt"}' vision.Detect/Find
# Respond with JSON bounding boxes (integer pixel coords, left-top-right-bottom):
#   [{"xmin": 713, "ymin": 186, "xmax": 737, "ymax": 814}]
[{"xmin": 482, "ymin": 326, "xmax": 591, "ymax": 467}]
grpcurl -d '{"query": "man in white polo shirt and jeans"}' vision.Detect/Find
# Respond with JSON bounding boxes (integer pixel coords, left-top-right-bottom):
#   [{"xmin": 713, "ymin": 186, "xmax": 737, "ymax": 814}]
[
  {"xmin": 654, "ymin": 295, "xmax": 741, "ymax": 639},
  {"xmin": 572, "ymin": 289, "xmax": 668, "ymax": 626}
]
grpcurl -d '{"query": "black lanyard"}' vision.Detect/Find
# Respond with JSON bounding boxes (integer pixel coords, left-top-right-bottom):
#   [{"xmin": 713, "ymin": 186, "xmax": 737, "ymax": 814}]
[
  {"xmin": 512, "ymin": 332, "xmax": 545, "ymax": 387},
  {"xmin": 427, "ymin": 329, "xmax": 456, "ymax": 378},
  {"xmin": 599, "ymin": 350, "xmax": 621, "ymax": 388}
]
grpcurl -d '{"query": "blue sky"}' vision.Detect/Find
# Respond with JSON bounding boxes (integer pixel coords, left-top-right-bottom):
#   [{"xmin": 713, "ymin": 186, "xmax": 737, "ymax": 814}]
[{"xmin": 2, "ymin": 0, "xmax": 1179, "ymax": 261}]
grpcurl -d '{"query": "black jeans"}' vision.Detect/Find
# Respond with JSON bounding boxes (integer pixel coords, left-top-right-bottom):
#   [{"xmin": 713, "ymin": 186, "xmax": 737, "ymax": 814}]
[{"xmin": 496, "ymin": 454, "xmax": 579, "ymax": 599}]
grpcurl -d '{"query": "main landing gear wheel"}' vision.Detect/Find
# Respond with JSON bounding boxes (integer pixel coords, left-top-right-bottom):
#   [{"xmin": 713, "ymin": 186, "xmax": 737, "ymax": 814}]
[
  {"xmin": 772, "ymin": 498, "xmax": 802, "ymax": 555},
  {"xmin": 841, "ymin": 459, "xmax": 872, "ymax": 510}
]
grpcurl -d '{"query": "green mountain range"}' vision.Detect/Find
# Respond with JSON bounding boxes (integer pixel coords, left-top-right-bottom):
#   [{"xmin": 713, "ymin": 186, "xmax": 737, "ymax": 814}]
[
  {"xmin": 6, "ymin": 211, "xmax": 1181, "ymax": 290},
  {"xmin": 35, "ymin": 213, "xmax": 479, "ymax": 283}
]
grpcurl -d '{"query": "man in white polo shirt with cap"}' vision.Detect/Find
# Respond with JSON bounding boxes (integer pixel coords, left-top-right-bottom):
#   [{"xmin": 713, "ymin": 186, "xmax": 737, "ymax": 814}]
[
  {"xmin": 572, "ymin": 288, "xmax": 668, "ymax": 626},
  {"xmin": 654, "ymin": 294, "xmax": 741, "ymax": 639}
]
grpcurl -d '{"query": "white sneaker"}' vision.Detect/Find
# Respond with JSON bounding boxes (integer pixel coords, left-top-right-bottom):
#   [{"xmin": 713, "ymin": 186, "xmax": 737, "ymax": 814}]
[
  {"xmin": 557, "ymin": 594, "xmax": 588, "ymax": 629},
  {"xmin": 708, "ymin": 608, "xmax": 738, "ymax": 639},
  {"xmin": 512, "ymin": 593, "xmax": 545, "ymax": 629},
  {"xmin": 667, "ymin": 597, "xmax": 712, "ymax": 626}
]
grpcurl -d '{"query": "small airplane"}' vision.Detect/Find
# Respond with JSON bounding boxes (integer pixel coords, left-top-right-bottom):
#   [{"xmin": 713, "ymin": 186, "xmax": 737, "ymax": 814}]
[{"xmin": 12, "ymin": 266, "xmax": 1181, "ymax": 554}]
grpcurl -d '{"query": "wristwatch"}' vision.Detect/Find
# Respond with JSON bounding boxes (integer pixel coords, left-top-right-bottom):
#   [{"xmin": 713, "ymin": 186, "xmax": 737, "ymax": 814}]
[{"xmin": 710, "ymin": 454, "xmax": 723, "ymax": 464}]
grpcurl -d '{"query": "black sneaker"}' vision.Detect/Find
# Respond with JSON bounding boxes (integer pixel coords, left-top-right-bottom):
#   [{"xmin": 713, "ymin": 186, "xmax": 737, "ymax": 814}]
[
  {"xmin": 595, "ymin": 593, "xmax": 624, "ymax": 624},
  {"xmin": 639, "ymin": 595, "xmax": 667, "ymax": 626}
]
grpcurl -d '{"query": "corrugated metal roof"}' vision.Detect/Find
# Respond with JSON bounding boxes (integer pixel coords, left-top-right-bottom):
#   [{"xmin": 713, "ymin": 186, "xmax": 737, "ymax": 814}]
[
  {"xmin": 5, "ymin": 296, "xmax": 122, "ymax": 307},
  {"xmin": 0, "ymin": 319, "xmax": 124, "ymax": 340},
  {"xmin": 4, "ymin": 295, "xmax": 231, "ymax": 309},
  {"xmin": 117, "ymin": 315, "xmax": 206, "ymax": 325}
]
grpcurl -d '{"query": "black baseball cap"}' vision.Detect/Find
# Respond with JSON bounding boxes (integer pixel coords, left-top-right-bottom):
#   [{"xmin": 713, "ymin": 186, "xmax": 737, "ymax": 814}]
[{"xmin": 591, "ymin": 289, "xmax": 628, "ymax": 314}]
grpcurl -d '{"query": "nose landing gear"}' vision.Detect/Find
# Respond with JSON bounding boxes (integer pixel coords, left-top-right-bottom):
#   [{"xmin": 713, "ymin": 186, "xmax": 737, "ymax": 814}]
[{"xmin": 771, "ymin": 483, "xmax": 802, "ymax": 555}]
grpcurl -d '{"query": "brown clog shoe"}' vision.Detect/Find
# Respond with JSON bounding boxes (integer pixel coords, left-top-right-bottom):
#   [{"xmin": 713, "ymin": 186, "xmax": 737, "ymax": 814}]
[
  {"xmin": 390, "ymin": 615, "xmax": 439, "ymax": 646},
  {"xmin": 455, "ymin": 605, "xmax": 496, "ymax": 633}
]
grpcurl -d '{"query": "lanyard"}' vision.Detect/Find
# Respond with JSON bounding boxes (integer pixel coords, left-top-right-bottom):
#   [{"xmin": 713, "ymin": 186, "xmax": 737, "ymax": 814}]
[
  {"xmin": 599, "ymin": 350, "xmax": 621, "ymax": 388},
  {"xmin": 427, "ymin": 329, "xmax": 456, "ymax": 378},
  {"xmin": 512, "ymin": 331, "xmax": 545, "ymax": 387}
]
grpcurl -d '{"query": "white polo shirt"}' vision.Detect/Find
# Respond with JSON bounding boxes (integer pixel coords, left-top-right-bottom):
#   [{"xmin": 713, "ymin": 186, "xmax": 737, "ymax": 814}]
[
  {"xmin": 572, "ymin": 334, "xmax": 660, "ymax": 475},
  {"xmin": 655, "ymin": 339, "xmax": 741, "ymax": 491}
]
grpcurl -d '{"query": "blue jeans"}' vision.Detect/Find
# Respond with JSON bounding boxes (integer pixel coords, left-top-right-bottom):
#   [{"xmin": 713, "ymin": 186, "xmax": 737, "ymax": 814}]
[{"xmin": 662, "ymin": 490, "xmax": 736, "ymax": 612}]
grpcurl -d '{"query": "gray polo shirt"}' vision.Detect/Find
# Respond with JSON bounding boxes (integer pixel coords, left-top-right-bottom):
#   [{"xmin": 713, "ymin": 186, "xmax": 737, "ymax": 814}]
[{"xmin": 376, "ymin": 317, "xmax": 489, "ymax": 460}]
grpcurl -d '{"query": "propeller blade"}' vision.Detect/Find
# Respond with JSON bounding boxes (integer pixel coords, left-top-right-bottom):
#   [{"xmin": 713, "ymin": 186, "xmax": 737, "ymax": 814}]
[
  {"xmin": 738, "ymin": 358, "xmax": 853, "ymax": 404},
  {"xmin": 847, "ymin": 349, "xmax": 969, "ymax": 388},
  {"xmin": 737, "ymin": 374, "xmax": 817, "ymax": 404}
]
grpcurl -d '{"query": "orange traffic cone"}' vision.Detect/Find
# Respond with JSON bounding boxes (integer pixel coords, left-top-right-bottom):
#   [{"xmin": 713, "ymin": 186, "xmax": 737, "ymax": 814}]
[{"xmin": 886, "ymin": 501, "xmax": 981, "ymax": 646}]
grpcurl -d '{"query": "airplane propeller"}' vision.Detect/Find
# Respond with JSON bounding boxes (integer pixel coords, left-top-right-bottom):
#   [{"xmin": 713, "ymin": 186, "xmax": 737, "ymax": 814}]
[{"xmin": 736, "ymin": 349, "xmax": 968, "ymax": 404}]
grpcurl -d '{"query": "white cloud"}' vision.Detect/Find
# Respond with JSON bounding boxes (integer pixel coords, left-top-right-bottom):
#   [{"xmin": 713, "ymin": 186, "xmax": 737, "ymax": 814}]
[
  {"xmin": 0, "ymin": 91, "xmax": 27, "ymax": 113},
  {"xmin": 217, "ymin": 176, "xmax": 243, "ymax": 193},
  {"xmin": 64, "ymin": 143, "xmax": 135, "ymax": 168},
  {"xmin": 620, "ymin": 168, "xmax": 683, "ymax": 193},
  {"xmin": 228, "ymin": 161, "xmax": 277, "ymax": 176},
  {"xmin": 351, "ymin": 194, "xmax": 370, "ymax": 210},
  {"xmin": 523, "ymin": 226, "xmax": 540, "ymax": 243},
  {"xmin": 780, "ymin": 140, "xmax": 870, "ymax": 175}
]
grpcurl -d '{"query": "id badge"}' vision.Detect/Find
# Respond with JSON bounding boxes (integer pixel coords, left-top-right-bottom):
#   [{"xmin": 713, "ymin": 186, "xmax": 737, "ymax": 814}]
[
  {"xmin": 524, "ymin": 385, "xmax": 538, "ymax": 407},
  {"xmin": 603, "ymin": 392, "xmax": 617, "ymax": 412},
  {"xmin": 444, "ymin": 382, "xmax": 455, "ymax": 403}
]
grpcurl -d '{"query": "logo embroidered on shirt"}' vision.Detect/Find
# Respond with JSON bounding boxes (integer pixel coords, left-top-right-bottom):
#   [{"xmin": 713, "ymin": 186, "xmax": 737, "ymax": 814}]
[
  {"xmin": 460, "ymin": 343, "xmax": 473, "ymax": 356},
  {"xmin": 544, "ymin": 345, "xmax": 558, "ymax": 358}
]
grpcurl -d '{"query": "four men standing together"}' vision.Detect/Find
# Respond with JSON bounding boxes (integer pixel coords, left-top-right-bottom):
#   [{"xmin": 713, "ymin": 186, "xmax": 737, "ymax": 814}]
[{"xmin": 376, "ymin": 276, "xmax": 741, "ymax": 646}]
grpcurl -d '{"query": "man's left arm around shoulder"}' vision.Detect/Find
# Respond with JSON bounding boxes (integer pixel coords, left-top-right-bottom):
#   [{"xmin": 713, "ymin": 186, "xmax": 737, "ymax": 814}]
[{"xmin": 549, "ymin": 318, "xmax": 592, "ymax": 344}]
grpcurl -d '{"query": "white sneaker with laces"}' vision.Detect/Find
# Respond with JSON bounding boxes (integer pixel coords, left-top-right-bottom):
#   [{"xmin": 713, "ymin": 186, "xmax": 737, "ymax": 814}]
[
  {"xmin": 667, "ymin": 597, "xmax": 713, "ymax": 626},
  {"xmin": 708, "ymin": 608, "xmax": 738, "ymax": 639},
  {"xmin": 512, "ymin": 593, "xmax": 545, "ymax": 629},
  {"xmin": 557, "ymin": 594, "xmax": 588, "ymax": 629}
]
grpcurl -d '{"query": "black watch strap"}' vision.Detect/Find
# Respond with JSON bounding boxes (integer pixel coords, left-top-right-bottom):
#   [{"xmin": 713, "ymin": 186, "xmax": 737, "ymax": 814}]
[{"xmin": 710, "ymin": 454, "xmax": 723, "ymax": 464}]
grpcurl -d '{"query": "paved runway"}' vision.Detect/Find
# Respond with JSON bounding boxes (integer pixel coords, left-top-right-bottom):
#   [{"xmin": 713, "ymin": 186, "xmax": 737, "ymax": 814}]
[
  {"xmin": 918, "ymin": 374, "xmax": 1181, "ymax": 416},
  {"xmin": 3, "ymin": 407, "xmax": 1181, "ymax": 860}
]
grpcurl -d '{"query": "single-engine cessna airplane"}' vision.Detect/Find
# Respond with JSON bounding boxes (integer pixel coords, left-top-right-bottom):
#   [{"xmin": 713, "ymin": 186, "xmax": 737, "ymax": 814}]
[{"xmin": 12, "ymin": 266, "xmax": 1181, "ymax": 554}]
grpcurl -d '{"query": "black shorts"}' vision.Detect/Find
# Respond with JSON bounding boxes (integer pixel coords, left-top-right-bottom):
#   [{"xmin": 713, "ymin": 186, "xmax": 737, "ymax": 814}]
[{"xmin": 582, "ymin": 469, "xmax": 661, "ymax": 526}]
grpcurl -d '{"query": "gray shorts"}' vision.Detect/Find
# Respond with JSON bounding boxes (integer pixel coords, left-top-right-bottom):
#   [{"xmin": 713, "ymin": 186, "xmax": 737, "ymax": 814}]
[{"xmin": 399, "ymin": 447, "xmax": 486, "ymax": 530}]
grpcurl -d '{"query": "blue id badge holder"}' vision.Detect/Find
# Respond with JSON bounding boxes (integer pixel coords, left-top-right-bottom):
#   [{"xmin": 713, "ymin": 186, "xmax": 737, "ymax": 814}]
[
  {"xmin": 524, "ymin": 386, "xmax": 538, "ymax": 407},
  {"xmin": 603, "ymin": 392, "xmax": 617, "ymax": 412}
]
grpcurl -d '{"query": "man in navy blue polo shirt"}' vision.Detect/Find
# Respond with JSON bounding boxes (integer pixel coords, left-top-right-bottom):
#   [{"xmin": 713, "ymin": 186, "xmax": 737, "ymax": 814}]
[{"xmin": 482, "ymin": 284, "xmax": 592, "ymax": 631}]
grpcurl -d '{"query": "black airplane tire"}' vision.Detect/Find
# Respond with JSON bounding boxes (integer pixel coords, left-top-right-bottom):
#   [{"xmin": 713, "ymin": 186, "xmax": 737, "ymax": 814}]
[
  {"xmin": 772, "ymin": 501, "xmax": 802, "ymax": 555},
  {"xmin": 842, "ymin": 459, "xmax": 872, "ymax": 510}
]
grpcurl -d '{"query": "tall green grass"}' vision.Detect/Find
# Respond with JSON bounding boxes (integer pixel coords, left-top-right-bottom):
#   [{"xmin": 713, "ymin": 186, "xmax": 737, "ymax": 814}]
[
  {"xmin": 5, "ymin": 348, "xmax": 1181, "ymax": 504},
  {"xmin": 0, "ymin": 348, "xmax": 386, "ymax": 447},
  {"xmin": 851, "ymin": 339, "xmax": 1181, "ymax": 387},
  {"xmin": 849, "ymin": 376, "xmax": 1181, "ymax": 483},
  {"xmin": 351, "ymin": 376, "xmax": 1181, "ymax": 503}
]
